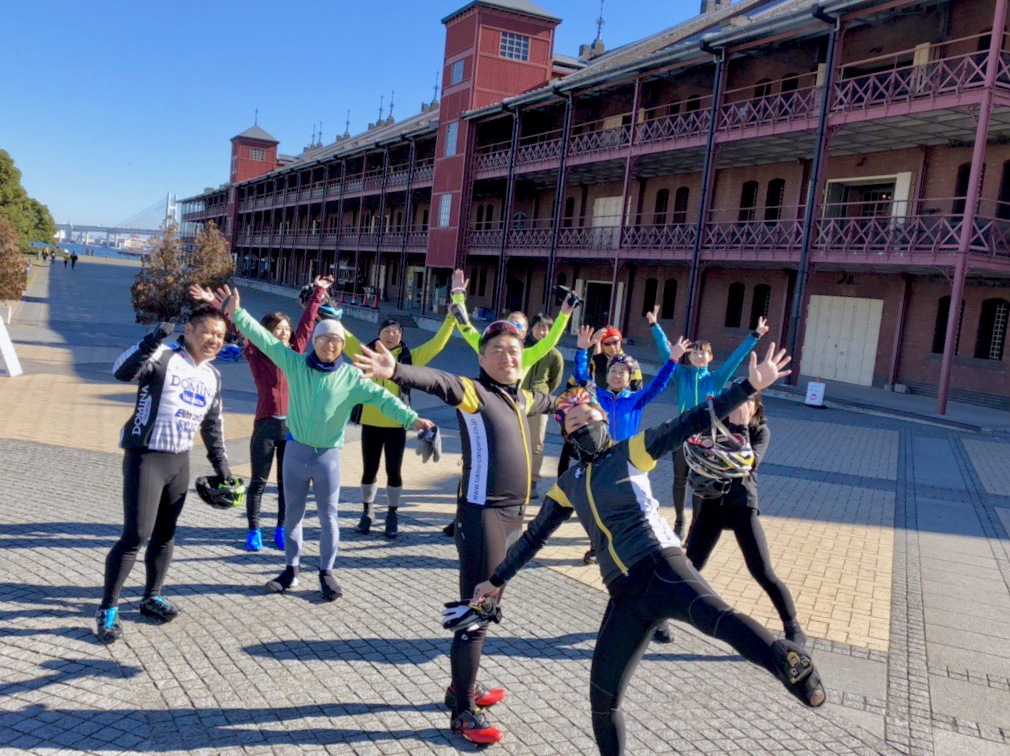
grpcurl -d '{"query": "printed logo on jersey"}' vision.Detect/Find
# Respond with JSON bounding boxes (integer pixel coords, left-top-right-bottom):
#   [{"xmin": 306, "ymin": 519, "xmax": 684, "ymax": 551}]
[
  {"xmin": 133, "ymin": 385, "xmax": 152, "ymax": 436},
  {"xmin": 169, "ymin": 374, "xmax": 211, "ymax": 396},
  {"xmin": 180, "ymin": 390, "xmax": 207, "ymax": 408},
  {"xmin": 463, "ymin": 413, "xmax": 489, "ymax": 505}
]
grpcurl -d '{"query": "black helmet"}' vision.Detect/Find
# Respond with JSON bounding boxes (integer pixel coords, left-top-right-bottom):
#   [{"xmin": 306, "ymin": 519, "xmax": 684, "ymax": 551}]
[{"xmin": 195, "ymin": 476, "xmax": 247, "ymax": 509}]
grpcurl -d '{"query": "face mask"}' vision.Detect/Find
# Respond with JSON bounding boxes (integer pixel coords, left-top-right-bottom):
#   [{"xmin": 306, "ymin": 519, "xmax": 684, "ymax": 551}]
[{"xmin": 568, "ymin": 420, "xmax": 611, "ymax": 463}]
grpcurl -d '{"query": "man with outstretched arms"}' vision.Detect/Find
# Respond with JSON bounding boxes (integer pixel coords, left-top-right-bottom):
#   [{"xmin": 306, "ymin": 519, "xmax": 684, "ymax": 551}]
[
  {"xmin": 354, "ymin": 319, "xmax": 556, "ymax": 746},
  {"xmin": 472, "ymin": 343, "xmax": 826, "ymax": 756},
  {"xmin": 97, "ymin": 305, "xmax": 233, "ymax": 644}
]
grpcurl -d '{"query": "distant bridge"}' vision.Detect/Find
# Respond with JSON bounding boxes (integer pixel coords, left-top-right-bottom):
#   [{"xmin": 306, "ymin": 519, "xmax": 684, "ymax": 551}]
[{"xmin": 56, "ymin": 194, "xmax": 180, "ymax": 245}]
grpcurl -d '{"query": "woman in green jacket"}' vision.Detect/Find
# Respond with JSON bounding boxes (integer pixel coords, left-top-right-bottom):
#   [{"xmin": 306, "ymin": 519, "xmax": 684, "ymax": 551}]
[{"xmin": 220, "ymin": 285, "xmax": 433, "ymax": 601}]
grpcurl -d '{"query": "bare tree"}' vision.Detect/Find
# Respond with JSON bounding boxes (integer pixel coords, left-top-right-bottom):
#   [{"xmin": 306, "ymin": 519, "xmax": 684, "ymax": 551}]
[
  {"xmin": 131, "ymin": 222, "xmax": 186, "ymax": 323},
  {"xmin": 188, "ymin": 220, "xmax": 234, "ymax": 291},
  {"xmin": 0, "ymin": 213, "xmax": 27, "ymax": 303}
]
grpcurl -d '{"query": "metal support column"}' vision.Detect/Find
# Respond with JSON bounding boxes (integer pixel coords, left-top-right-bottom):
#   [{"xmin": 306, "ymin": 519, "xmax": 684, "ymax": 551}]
[
  {"xmin": 610, "ymin": 77, "xmax": 642, "ymax": 329},
  {"xmin": 372, "ymin": 148, "xmax": 391, "ymax": 300},
  {"xmin": 316, "ymin": 164, "xmax": 329, "ymax": 278},
  {"xmin": 398, "ymin": 137, "xmax": 417, "ymax": 309},
  {"xmin": 684, "ymin": 47, "xmax": 727, "ymax": 338},
  {"xmin": 333, "ymin": 160, "xmax": 347, "ymax": 281},
  {"xmin": 937, "ymin": 0, "xmax": 1008, "ymax": 414},
  {"xmin": 544, "ymin": 92, "xmax": 574, "ymax": 310},
  {"xmin": 493, "ymin": 108, "xmax": 522, "ymax": 314}
]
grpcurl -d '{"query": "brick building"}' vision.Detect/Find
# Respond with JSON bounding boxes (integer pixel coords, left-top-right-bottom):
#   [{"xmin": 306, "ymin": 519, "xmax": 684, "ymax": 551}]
[{"xmin": 181, "ymin": 0, "xmax": 1010, "ymax": 412}]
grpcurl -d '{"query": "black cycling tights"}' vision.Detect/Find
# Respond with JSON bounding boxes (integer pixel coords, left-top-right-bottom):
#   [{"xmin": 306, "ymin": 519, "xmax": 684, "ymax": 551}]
[
  {"xmin": 248, "ymin": 416, "xmax": 287, "ymax": 531},
  {"xmin": 360, "ymin": 425, "xmax": 407, "ymax": 488},
  {"xmin": 686, "ymin": 504, "xmax": 798, "ymax": 626},
  {"xmin": 450, "ymin": 502, "xmax": 524, "ymax": 715},
  {"xmin": 102, "ymin": 450, "xmax": 189, "ymax": 609},
  {"xmin": 591, "ymin": 549, "xmax": 779, "ymax": 756}
]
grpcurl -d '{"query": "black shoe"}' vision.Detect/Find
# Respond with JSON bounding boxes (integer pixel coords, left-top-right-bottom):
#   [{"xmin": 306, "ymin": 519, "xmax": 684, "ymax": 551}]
[
  {"xmin": 583, "ymin": 548, "xmax": 597, "ymax": 565},
  {"xmin": 139, "ymin": 596, "xmax": 179, "ymax": 623},
  {"xmin": 356, "ymin": 513, "xmax": 372, "ymax": 535},
  {"xmin": 384, "ymin": 508, "xmax": 399, "ymax": 539},
  {"xmin": 319, "ymin": 570, "xmax": 343, "ymax": 602},
  {"xmin": 653, "ymin": 622, "xmax": 675, "ymax": 644},
  {"xmin": 442, "ymin": 521, "xmax": 456, "ymax": 538},
  {"xmin": 772, "ymin": 640, "xmax": 826, "ymax": 707},
  {"xmin": 673, "ymin": 519, "xmax": 685, "ymax": 541},
  {"xmin": 444, "ymin": 682, "xmax": 506, "ymax": 711},
  {"xmin": 95, "ymin": 607, "xmax": 123, "ymax": 644},
  {"xmin": 450, "ymin": 709, "xmax": 503, "ymax": 745},
  {"xmin": 266, "ymin": 566, "xmax": 299, "ymax": 593},
  {"xmin": 785, "ymin": 621, "xmax": 809, "ymax": 651}
]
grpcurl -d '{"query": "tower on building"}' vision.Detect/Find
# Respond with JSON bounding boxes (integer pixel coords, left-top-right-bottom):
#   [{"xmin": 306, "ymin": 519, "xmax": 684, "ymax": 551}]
[{"xmin": 230, "ymin": 125, "xmax": 280, "ymax": 184}]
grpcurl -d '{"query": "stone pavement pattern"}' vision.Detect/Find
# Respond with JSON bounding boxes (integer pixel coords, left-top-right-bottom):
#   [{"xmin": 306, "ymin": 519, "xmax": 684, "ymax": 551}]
[{"xmin": 0, "ymin": 259, "xmax": 1008, "ymax": 754}]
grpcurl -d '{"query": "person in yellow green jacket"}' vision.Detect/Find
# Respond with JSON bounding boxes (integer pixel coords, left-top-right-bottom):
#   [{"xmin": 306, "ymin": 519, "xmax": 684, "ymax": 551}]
[
  {"xmin": 219, "ymin": 285, "xmax": 434, "ymax": 602},
  {"xmin": 341, "ymin": 312, "xmax": 456, "ymax": 538},
  {"xmin": 448, "ymin": 268, "xmax": 576, "ymax": 380}
]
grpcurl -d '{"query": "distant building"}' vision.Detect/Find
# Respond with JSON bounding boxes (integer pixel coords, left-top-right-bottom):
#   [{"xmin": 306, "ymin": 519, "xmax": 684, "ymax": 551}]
[{"xmin": 182, "ymin": 0, "xmax": 1010, "ymax": 412}]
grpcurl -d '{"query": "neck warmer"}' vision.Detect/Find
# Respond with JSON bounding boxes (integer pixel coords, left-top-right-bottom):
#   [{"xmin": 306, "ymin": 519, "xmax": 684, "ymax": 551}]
[{"xmin": 306, "ymin": 351, "xmax": 340, "ymax": 373}]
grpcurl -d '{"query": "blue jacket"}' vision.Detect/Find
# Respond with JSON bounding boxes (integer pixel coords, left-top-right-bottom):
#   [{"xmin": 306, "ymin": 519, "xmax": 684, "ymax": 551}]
[
  {"xmin": 673, "ymin": 331, "xmax": 761, "ymax": 414},
  {"xmin": 574, "ymin": 350, "xmax": 676, "ymax": 441}
]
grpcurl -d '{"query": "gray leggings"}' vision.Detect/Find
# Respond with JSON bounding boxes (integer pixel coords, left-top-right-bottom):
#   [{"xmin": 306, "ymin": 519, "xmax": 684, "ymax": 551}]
[{"xmin": 282, "ymin": 440, "xmax": 342, "ymax": 571}]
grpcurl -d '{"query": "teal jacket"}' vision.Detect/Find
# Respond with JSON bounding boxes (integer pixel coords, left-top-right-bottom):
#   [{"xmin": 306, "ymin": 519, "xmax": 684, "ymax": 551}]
[
  {"xmin": 232, "ymin": 308, "xmax": 418, "ymax": 449},
  {"xmin": 673, "ymin": 331, "xmax": 761, "ymax": 413}
]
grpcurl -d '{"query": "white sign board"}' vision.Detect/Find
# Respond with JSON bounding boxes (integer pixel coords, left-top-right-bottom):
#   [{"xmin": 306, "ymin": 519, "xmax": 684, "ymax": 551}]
[
  {"xmin": 0, "ymin": 317, "xmax": 23, "ymax": 377},
  {"xmin": 805, "ymin": 380, "xmax": 825, "ymax": 407}
]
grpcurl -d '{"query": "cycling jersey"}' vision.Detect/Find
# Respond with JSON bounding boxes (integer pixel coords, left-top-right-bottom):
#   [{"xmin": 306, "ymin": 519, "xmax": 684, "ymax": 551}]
[
  {"xmin": 392, "ymin": 364, "xmax": 554, "ymax": 508},
  {"xmin": 114, "ymin": 326, "xmax": 229, "ymax": 477},
  {"xmin": 573, "ymin": 351, "xmax": 676, "ymax": 442},
  {"xmin": 490, "ymin": 379, "xmax": 758, "ymax": 589}
]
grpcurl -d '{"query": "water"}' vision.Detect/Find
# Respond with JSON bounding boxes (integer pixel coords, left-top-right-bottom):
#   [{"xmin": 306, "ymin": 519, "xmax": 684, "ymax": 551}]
[{"xmin": 55, "ymin": 242, "xmax": 139, "ymax": 260}]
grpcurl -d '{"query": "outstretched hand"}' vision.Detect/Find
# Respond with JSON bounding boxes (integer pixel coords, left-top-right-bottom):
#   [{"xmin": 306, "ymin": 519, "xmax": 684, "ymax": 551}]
[
  {"xmin": 576, "ymin": 324, "xmax": 595, "ymax": 350},
  {"xmin": 451, "ymin": 268, "xmax": 469, "ymax": 293},
  {"xmin": 669, "ymin": 336, "xmax": 691, "ymax": 362},
  {"xmin": 755, "ymin": 316, "xmax": 770, "ymax": 337},
  {"xmin": 352, "ymin": 342, "xmax": 398, "ymax": 380},
  {"xmin": 216, "ymin": 284, "xmax": 241, "ymax": 316},
  {"xmin": 314, "ymin": 275, "xmax": 334, "ymax": 291},
  {"xmin": 189, "ymin": 284, "xmax": 216, "ymax": 305},
  {"xmin": 747, "ymin": 342, "xmax": 792, "ymax": 391},
  {"xmin": 646, "ymin": 304, "xmax": 661, "ymax": 325}
]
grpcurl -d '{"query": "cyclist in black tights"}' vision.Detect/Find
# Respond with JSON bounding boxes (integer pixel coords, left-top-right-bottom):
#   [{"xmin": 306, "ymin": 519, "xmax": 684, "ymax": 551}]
[{"xmin": 474, "ymin": 343, "xmax": 825, "ymax": 756}]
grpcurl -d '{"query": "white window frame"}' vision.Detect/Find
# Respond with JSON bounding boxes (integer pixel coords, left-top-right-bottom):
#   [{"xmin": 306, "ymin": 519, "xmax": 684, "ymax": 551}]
[
  {"xmin": 445, "ymin": 122, "xmax": 459, "ymax": 157},
  {"xmin": 450, "ymin": 59, "xmax": 465, "ymax": 85},
  {"xmin": 249, "ymin": 148, "xmax": 265, "ymax": 161},
  {"xmin": 500, "ymin": 32, "xmax": 530, "ymax": 61},
  {"xmin": 438, "ymin": 194, "xmax": 452, "ymax": 228}
]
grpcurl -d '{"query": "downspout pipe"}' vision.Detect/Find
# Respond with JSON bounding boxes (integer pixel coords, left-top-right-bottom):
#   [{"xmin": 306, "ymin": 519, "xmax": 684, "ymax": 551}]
[{"xmin": 787, "ymin": 9, "xmax": 839, "ymax": 366}]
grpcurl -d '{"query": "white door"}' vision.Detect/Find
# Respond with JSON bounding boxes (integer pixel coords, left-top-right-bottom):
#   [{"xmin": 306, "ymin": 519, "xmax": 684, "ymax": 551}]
[{"xmin": 803, "ymin": 295, "xmax": 883, "ymax": 385}]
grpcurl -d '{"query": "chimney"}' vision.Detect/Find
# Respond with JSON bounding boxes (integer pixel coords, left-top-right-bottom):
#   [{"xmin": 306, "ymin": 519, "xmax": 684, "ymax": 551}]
[{"xmin": 701, "ymin": 0, "xmax": 731, "ymax": 13}]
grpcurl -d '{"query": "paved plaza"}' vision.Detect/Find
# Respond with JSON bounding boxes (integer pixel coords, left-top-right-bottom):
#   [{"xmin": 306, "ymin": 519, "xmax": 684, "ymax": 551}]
[{"xmin": 2, "ymin": 258, "xmax": 1010, "ymax": 754}]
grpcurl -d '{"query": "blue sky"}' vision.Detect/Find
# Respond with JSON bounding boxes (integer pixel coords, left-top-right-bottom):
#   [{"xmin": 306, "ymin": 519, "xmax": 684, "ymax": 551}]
[{"xmin": 1, "ymin": 1, "xmax": 697, "ymax": 226}]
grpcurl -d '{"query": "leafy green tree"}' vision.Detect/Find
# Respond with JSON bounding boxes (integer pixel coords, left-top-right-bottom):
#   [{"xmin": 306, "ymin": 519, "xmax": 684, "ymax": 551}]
[
  {"xmin": 0, "ymin": 150, "xmax": 56, "ymax": 251},
  {"xmin": 0, "ymin": 214, "xmax": 28, "ymax": 302},
  {"xmin": 131, "ymin": 222, "xmax": 186, "ymax": 323},
  {"xmin": 188, "ymin": 220, "xmax": 234, "ymax": 290}
]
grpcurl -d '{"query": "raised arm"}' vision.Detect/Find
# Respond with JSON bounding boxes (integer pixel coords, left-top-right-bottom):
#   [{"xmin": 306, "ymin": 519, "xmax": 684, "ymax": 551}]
[
  {"xmin": 292, "ymin": 277, "xmax": 330, "ymax": 354},
  {"xmin": 632, "ymin": 335, "xmax": 689, "ymax": 410},
  {"xmin": 572, "ymin": 325, "xmax": 595, "ymax": 384},
  {"xmin": 352, "ymin": 377, "xmax": 420, "ymax": 429},
  {"xmin": 411, "ymin": 310, "xmax": 456, "ymax": 366},
  {"xmin": 712, "ymin": 317, "xmax": 768, "ymax": 389},
  {"xmin": 112, "ymin": 323, "xmax": 175, "ymax": 382},
  {"xmin": 522, "ymin": 295, "xmax": 575, "ymax": 368},
  {"xmin": 342, "ymin": 325, "xmax": 362, "ymax": 359},
  {"xmin": 450, "ymin": 269, "xmax": 481, "ymax": 353},
  {"xmin": 646, "ymin": 305, "xmax": 671, "ymax": 362}
]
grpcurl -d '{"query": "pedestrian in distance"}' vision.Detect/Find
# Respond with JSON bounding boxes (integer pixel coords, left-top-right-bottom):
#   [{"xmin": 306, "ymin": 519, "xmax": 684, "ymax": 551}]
[
  {"xmin": 353, "ymin": 318, "xmax": 558, "ymax": 746},
  {"xmin": 220, "ymin": 285, "xmax": 434, "ymax": 602},
  {"xmin": 472, "ymin": 343, "xmax": 825, "ymax": 756},
  {"xmin": 96, "ymin": 306, "xmax": 234, "ymax": 644},
  {"xmin": 189, "ymin": 277, "xmax": 329, "ymax": 552},
  {"xmin": 63, "ymin": 252, "xmax": 69, "ymax": 268},
  {"xmin": 70, "ymin": 251, "xmax": 78, "ymax": 269},
  {"xmin": 340, "ymin": 311, "xmax": 456, "ymax": 539}
]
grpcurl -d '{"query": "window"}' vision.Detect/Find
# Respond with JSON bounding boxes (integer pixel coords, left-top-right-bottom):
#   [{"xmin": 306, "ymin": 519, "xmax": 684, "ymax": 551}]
[
  {"xmin": 953, "ymin": 162, "xmax": 973, "ymax": 215},
  {"xmin": 749, "ymin": 284, "xmax": 771, "ymax": 330},
  {"xmin": 484, "ymin": 204, "xmax": 495, "ymax": 229},
  {"xmin": 642, "ymin": 277, "xmax": 659, "ymax": 316},
  {"xmin": 998, "ymin": 160, "xmax": 1010, "ymax": 220},
  {"xmin": 764, "ymin": 179, "xmax": 785, "ymax": 222},
  {"xmin": 557, "ymin": 272, "xmax": 567, "ymax": 288},
  {"xmin": 468, "ymin": 268, "xmax": 478, "ymax": 295},
  {"xmin": 500, "ymin": 32, "xmax": 530, "ymax": 61},
  {"xmin": 421, "ymin": 209, "xmax": 429, "ymax": 230},
  {"xmin": 653, "ymin": 189, "xmax": 670, "ymax": 225},
  {"xmin": 685, "ymin": 95, "xmax": 701, "ymax": 112},
  {"xmin": 754, "ymin": 79, "xmax": 773, "ymax": 99},
  {"xmin": 478, "ymin": 267, "xmax": 489, "ymax": 296},
  {"xmin": 513, "ymin": 211, "xmax": 528, "ymax": 230},
  {"xmin": 249, "ymin": 148, "xmax": 265, "ymax": 161},
  {"xmin": 725, "ymin": 283, "xmax": 745, "ymax": 328},
  {"xmin": 476, "ymin": 205, "xmax": 485, "ymax": 230},
  {"xmin": 976, "ymin": 298, "xmax": 1010, "ymax": 360},
  {"xmin": 563, "ymin": 196, "xmax": 576, "ymax": 228},
  {"xmin": 738, "ymin": 181, "xmax": 759, "ymax": 223},
  {"xmin": 672, "ymin": 187, "xmax": 690, "ymax": 224},
  {"xmin": 438, "ymin": 195, "xmax": 452, "ymax": 228},
  {"xmin": 445, "ymin": 122, "xmax": 459, "ymax": 157},
  {"xmin": 662, "ymin": 279, "xmax": 677, "ymax": 320},
  {"xmin": 932, "ymin": 296, "xmax": 965, "ymax": 354},
  {"xmin": 450, "ymin": 59, "xmax": 465, "ymax": 85}
]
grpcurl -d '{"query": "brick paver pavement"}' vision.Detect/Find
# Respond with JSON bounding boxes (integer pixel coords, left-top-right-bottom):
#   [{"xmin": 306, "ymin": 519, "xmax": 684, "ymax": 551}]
[{"xmin": 1, "ymin": 259, "xmax": 1008, "ymax": 754}]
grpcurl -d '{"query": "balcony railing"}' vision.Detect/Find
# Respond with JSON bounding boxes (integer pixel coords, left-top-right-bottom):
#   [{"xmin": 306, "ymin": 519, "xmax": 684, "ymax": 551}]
[
  {"xmin": 637, "ymin": 100, "xmax": 713, "ymax": 146},
  {"xmin": 473, "ymin": 142, "xmax": 511, "ymax": 172},
  {"xmin": 718, "ymin": 74, "xmax": 819, "ymax": 133},
  {"xmin": 414, "ymin": 160, "xmax": 435, "ymax": 182},
  {"xmin": 507, "ymin": 220, "xmax": 554, "ymax": 248},
  {"xmin": 557, "ymin": 224, "xmax": 621, "ymax": 251},
  {"xmin": 466, "ymin": 227, "xmax": 505, "ymax": 250},
  {"xmin": 703, "ymin": 213, "xmax": 805, "ymax": 253},
  {"xmin": 621, "ymin": 222, "xmax": 697, "ymax": 252},
  {"xmin": 568, "ymin": 116, "xmax": 631, "ymax": 158},
  {"xmin": 516, "ymin": 130, "xmax": 563, "ymax": 167},
  {"xmin": 405, "ymin": 230, "xmax": 429, "ymax": 248}
]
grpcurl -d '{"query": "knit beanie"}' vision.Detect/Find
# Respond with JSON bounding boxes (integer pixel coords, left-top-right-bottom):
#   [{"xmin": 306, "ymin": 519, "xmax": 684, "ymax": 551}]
[{"xmin": 312, "ymin": 319, "xmax": 346, "ymax": 343}]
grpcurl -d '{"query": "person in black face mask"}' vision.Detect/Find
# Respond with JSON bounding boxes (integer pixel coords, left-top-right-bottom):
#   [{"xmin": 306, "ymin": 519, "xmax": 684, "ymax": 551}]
[{"xmin": 471, "ymin": 343, "xmax": 825, "ymax": 756}]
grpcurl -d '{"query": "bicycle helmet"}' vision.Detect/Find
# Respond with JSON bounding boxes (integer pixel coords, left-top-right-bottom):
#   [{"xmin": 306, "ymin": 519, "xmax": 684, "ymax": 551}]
[
  {"xmin": 195, "ymin": 476, "xmax": 247, "ymax": 509},
  {"xmin": 607, "ymin": 353, "xmax": 640, "ymax": 375},
  {"xmin": 216, "ymin": 344, "xmax": 243, "ymax": 363},
  {"xmin": 682, "ymin": 396, "xmax": 755, "ymax": 499}
]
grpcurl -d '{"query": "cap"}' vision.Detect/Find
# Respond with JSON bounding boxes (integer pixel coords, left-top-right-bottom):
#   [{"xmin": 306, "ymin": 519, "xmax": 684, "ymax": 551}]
[{"xmin": 312, "ymin": 319, "xmax": 346, "ymax": 343}]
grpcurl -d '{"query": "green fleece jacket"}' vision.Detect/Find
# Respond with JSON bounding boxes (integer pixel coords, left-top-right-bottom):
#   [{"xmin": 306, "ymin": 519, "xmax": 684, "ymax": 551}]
[{"xmin": 232, "ymin": 308, "xmax": 418, "ymax": 449}]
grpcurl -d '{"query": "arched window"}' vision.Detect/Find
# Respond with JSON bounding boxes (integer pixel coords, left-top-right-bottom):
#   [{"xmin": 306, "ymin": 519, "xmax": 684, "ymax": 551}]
[
  {"xmin": 563, "ymin": 196, "xmax": 576, "ymax": 228},
  {"xmin": 725, "ymin": 283, "xmax": 746, "ymax": 328},
  {"xmin": 672, "ymin": 187, "xmax": 690, "ymax": 225},
  {"xmin": 738, "ymin": 181, "xmax": 759, "ymax": 223},
  {"xmin": 485, "ymin": 204, "xmax": 495, "ymax": 229},
  {"xmin": 975, "ymin": 298, "xmax": 1010, "ymax": 360},
  {"xmin": 513, "ymin": 211, "xmax": 528, "ymax": 230},
  {"xmin": 653, "ymin": 189, "xmax": 670, "ymax": 225},
  {"xmin": 932, "ymin": 296, "xmax": 961, "ymax": 354},
  {"xmin": 642, "ymin": 277, "xmax": 659, "ymax": 316},
  {"xmin": 662, "ymin": 279, "xmax": 677, "ymax": 320},
  {"xmin": 749, "ymin": 284, "xmax": 771, "ymax": 330},
  {"xmin": 396, "ymin": 210, "xmax": 403, "ymax": 231},
  {"xmin": 476, "ymin": 205, "xmax": 485, "ymax": 230},
  {"xmin": 764, "ymin": 179, "xmax": 786, "ymax": 222},
  {"xmin": 953, "ymin": 162, "xmax": 974, "ymax": 216}
]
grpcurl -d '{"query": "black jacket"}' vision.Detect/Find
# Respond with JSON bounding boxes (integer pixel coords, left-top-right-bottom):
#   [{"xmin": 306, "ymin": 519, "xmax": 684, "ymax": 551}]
[{"xmin": 719, "ymin": 421, "xmax": 770, "ymax": 510}]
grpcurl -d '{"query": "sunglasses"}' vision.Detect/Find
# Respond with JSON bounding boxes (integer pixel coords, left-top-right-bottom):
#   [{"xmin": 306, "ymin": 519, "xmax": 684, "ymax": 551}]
[
  {"xmin": 480, "ymin": 320, "xmax": 523, "ymax": 343},
  {"xmin": 602, "ymin": 339, "xmax": 621, "ymax": 347}
]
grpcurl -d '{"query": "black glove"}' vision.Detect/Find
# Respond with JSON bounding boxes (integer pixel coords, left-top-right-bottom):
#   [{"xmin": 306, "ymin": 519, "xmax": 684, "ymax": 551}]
[
  {"xmin": 156, "ymin": 322, "xmax": 176, "ymax": 340},
  {"xmin": 440, "ymin": 598, "xmax": 502, "ymax": 634},
  {"xmin": 449, "ymin": 302, "xmax": 471, "ymax": 329},
  {"xmin": 554, "ymin": 285, "xmax": 583, "ymax": 309}
]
